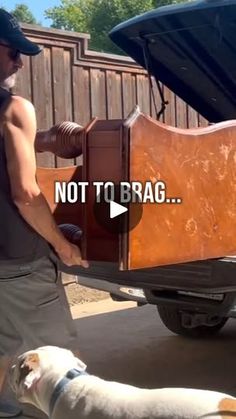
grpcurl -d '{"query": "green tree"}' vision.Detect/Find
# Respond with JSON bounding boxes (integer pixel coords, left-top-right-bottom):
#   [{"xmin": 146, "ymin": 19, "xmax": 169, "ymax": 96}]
[
  {"xmin": 45, "ymin": 0, "xmax": 188, "ymax": 54},
  {"xmin": 10, "ymin": 3, "xmax": 39, "ymax": 25},
  {"xmin": 45, "ymin": 0, "xmax": 88, "ymax": 32}
]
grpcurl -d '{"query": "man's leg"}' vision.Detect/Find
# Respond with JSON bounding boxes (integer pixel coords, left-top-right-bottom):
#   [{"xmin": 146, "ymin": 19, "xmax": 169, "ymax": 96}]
[
  {"xmin": 0, "ymin": 310, "xmax": 22, "ymax": 417},
  {"xmin": 17, "ymin": 256, "xmax": 79, "ymax": 352},
  {"xmin": 0, "ymin": 357, "xmax": 8, "ymax": 391},
  {"xmin": 0, "ymin": 262, "xmax": 35, "ymax": 418},
  {"xmin": 0, "ymin": 254, "xmax": 80, "ymax": 417},
  {"xmin": 1, "ymin": 253, "xmax": 80, "ymax": 358}
]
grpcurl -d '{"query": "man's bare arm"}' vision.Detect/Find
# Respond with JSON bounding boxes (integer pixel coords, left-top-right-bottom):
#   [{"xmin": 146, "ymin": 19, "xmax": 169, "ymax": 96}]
[{"xmin": 2, "ymin": 95, "xmax": 88, "ymax": 268}]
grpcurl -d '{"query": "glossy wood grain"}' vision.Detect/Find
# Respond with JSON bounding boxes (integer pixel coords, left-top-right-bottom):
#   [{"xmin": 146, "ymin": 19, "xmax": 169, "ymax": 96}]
[{"xmin": 127, "ymin": 113, "xmax": 236, "ymax": 269}]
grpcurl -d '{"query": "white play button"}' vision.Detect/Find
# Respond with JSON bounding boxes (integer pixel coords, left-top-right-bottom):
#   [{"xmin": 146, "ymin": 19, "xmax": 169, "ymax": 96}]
[
  {"xmin": 94, "ymin": 184, "xmax": 143, "ymax": 234},
  {"xmin": 109, "ymin": 200, "xmax": 128, "ymax": 219}
]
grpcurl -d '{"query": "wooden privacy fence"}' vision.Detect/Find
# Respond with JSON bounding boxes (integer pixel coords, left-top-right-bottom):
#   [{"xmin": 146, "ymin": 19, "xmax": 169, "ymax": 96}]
[{"xmin": 16, "ymin": 23, "xmax": 208, "ymax": 169}]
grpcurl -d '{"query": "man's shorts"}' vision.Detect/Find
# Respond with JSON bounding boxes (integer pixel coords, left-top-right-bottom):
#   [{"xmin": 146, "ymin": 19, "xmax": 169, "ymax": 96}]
[{"xmin": 0, "ymin": 253, "xmax": 79, "ymax": 357}]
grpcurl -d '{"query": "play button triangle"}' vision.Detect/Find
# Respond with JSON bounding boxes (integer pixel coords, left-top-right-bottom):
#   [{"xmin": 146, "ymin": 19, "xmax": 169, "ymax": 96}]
[{"xmin": 110, "ymin": 200, "xmax": 128, "ymax": 219}]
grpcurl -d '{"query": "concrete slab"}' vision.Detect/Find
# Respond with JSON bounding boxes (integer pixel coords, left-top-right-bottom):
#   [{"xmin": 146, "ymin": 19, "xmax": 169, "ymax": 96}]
[{"xmin": 5, "ymin": 299, "xmax": 236, "ymax": 418}]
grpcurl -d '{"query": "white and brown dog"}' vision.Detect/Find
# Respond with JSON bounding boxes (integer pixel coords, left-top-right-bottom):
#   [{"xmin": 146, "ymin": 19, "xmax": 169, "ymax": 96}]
[{"xmin": 10, "ymin": 346, "xmax": 236, "ymax": 418}]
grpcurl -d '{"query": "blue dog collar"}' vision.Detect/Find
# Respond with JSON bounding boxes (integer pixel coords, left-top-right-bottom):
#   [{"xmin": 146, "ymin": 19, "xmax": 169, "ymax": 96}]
[{"xmin": 49, "ymin": 368, "xmax": 88, "ymax": 417}]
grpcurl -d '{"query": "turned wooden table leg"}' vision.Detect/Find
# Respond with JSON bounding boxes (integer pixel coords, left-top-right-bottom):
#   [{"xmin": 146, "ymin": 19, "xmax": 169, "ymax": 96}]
[{"xmin": 35, "ymin": 121, "xmax": 84, "ymax": 158}]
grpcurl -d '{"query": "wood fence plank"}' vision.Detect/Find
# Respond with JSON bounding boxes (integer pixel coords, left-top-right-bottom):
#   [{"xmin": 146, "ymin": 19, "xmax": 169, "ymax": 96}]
[
  {"xmin": 32, "ymin": 47, "xmax": 54, "ymax": 167},
  {"xmin": 106, "ymin": 71, "xmax": 122, "ymax": 119},
  {"xmin": 199, "ymin": 114, "xmax": 209, "ymax": 127},
  {"xmin": 64, "ymin": 49, "xmax": 73, "ymax": 121},
  {"xmin": 136, "ymin": 75, "xmax": 150, "ymax": 115},
  {"xmin": 73, "ymin": 66, "xmax": 91, "ymax": 126},
  {"xmin": 52, "ymin": 47, "xmax": 74, "ymax": 167},
  {"xmin": 72, "ymin": 66, "xmax": 90, "ymax": 166},
  {"xmin": 14, "ymin": 55, "xmax": 32, "ymax": 100},
  {"xmin": 163, "ymin": 87, "xmax": 176, "ymax": 127},
  {"xmin": 187, "ymin": 105, "xmax": 199, "ymax": 128},
  {"xmin": 122, "ymin": 73, "xmax": 137, "ymax": 118},
  {"xmin": 90, "ymin": 69, "xmax": 106, "ymax": 119},
  {"xmin": 176, "ymin": 95, "xmax": 188, "ymax": 128},
  {"xmin": 150, "ymin": 78, "xmax": 164, "ymax": 123}
]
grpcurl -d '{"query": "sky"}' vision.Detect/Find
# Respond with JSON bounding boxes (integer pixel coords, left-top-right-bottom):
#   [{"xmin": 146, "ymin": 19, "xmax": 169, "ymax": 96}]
[{"xmin": 1, "ymin": 0, "xmax": 61, "ymax": 26}]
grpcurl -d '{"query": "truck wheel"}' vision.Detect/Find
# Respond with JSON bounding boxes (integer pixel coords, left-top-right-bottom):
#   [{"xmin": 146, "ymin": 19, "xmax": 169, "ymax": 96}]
[{"xmin": 157, "ymin": 306, "xmax": 228, "ymax": 338}]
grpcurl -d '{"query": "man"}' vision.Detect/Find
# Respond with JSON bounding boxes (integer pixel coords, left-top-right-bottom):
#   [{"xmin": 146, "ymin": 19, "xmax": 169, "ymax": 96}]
[{"xmin": 0, "ymin": 9, "xmax": 88, "ymax": 417}]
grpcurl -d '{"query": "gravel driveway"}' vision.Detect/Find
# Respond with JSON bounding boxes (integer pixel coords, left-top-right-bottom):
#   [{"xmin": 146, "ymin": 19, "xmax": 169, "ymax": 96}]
[{"xmin": 62, "ymin": 273, "xmax": 109, "ymax": 306}]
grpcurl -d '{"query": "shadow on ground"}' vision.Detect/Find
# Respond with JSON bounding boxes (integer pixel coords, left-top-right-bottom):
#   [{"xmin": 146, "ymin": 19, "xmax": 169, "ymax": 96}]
[{"xmin": 74, "ymin": 304, "xmax": 236, "ymax": 396}]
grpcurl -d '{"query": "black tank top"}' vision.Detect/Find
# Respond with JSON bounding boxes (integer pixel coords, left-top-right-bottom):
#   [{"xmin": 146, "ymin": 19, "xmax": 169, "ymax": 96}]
[{"xmin": 0, "ymin": 87, "xmax": 50, "ymax": 263}]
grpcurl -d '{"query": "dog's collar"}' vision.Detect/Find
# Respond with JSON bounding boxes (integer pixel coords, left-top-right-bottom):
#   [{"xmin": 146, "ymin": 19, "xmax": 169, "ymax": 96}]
[{"xmin": 49, "ymin": 368, "xmax": 88, "ymax": 418}]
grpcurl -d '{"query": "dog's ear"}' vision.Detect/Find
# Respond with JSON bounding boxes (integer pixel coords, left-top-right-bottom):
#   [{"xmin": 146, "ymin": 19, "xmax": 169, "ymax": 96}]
[
  {"xmin": 18, "ymin": 353, "xmax": 41, "ymax": 391},
  {"xmin": 76, "ymin": 357, "xmax": 87, "ymax": 372}
]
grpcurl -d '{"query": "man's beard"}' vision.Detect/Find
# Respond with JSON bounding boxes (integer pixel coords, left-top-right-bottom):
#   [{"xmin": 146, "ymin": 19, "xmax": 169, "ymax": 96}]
[{"xmin": 0, "ymin": 73, "xmax": 17, "ymax": 90}]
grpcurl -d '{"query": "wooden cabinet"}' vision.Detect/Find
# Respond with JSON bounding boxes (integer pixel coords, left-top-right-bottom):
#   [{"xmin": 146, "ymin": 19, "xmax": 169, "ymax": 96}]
[{"xmin": 36, "ymin": 107, "xmax": 236, "ymax": 270}]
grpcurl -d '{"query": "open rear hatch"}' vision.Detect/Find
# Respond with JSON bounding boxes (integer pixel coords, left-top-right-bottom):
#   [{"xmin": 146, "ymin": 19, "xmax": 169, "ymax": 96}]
[{"xmin": 109, "ymin": 0, "xmax": 236, "ymax": 123}]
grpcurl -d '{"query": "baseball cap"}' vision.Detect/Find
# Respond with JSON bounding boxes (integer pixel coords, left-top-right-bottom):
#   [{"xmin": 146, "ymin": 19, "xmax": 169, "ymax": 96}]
[{"xmin": 0, "ymin": 9, "xmax": 41, "ymax": 55}]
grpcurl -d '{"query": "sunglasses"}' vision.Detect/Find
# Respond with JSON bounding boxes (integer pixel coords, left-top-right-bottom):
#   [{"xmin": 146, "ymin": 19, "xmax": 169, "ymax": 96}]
[{"xmin": 0, "ymin": 42, "xmax": 20, "ymax": 61}]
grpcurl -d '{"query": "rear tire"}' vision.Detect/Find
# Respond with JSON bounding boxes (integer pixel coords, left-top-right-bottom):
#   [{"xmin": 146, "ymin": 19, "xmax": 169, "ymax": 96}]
[{"xmin": 157, "ymin": 306, "xmax": 228, "ymax": 338}]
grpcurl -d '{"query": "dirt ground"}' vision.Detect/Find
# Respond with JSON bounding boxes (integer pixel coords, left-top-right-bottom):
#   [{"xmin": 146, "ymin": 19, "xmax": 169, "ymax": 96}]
[{"xmin": 62, "ymin": 273, "xmax": 109, "ymax": 306}]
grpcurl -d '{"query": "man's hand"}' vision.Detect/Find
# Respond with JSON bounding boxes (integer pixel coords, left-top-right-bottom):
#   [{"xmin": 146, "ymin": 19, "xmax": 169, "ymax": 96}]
[{"xmin": 56, "ymin": 241, "xmax": 89, "ymax": 268}]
